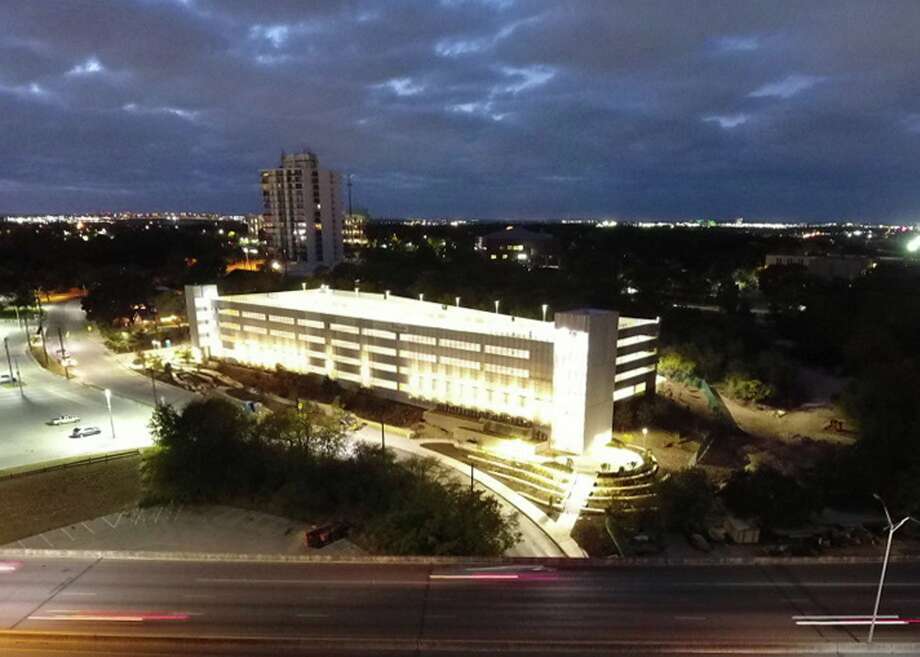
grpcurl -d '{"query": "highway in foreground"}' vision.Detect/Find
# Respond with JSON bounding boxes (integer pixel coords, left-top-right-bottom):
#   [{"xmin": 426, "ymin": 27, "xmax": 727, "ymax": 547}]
[{"xmin": 1, "ymin": 556, "xmax": 919, "ymax": 655}]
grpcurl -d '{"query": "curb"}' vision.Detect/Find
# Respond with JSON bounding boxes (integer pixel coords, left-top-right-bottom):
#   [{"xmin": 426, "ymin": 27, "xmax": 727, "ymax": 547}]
[
  {"xmin": 0, "ymin": 548, "xmax": 918, "ymax": 568},
  {"xmin": 0, "ymin": 630, "xmax": 919, "ymax": 654}
]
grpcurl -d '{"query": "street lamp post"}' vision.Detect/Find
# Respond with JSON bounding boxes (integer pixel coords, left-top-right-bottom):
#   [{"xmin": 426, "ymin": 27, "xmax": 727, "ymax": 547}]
[
  {"xmin": 541, "ymin": 303, "xmax": 549, "ymax": 322},
  {"xmin": 104, "ymin": 388, "xmax": 116, "ymax": 440},
  {"xmin": 868, "ymin": 494, "xmax": 918, "ymax": 643},
  {"xmin": 494, "ymin": 300, "xmax": 500, "ymax": 314},
  {"xmin": 3, "ymin": 337, "xmax": 13, "ymax": 381},
  {"xmin": 380, "ymin": 420, "xmax": 386, "ymax": 452},
  {"xmin": 149, "ymin": 369, "xmax": 159, "ymax": 406},
  {"xmin": 13, "ymin": 356, "xmax": 23, "ymax": 397}
]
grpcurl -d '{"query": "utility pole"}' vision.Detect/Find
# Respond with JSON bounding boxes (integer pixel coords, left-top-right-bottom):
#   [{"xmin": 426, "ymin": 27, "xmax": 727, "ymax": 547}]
[
  {"xmin": 380, "ymin": 420, "xmax": 386, "ymax": 452},
  {"xmin": 149, "ymin": 369, "xmax": 159, "ymax": 406},
  {"xmin": 3, "ymin": 337, "xmax": 13, "ymax": 381},
  {"xmin": 104, "ymin": 388, "xmax": 116, "ymax": 440},
  {"xmin": 13, "ymin": 356, "xmax": 23, "ymax": 397},
  {"xmin": 40, "ymin": 326, "xmax": 49, "ymax": 366},
  {"xmin": 57, "ymin": 327, "xmax": 70, "ymax": 379},
  {"xmin": 347, "ymin": 173, "xmax": 353, "ymax": 216}
]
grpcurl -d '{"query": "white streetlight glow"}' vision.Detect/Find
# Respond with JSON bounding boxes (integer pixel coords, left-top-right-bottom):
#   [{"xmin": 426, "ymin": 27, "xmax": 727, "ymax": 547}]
[
  {"xmin": 541, "ymin": 303, "xmax": 549, "ymax": 322},
  {"xmin": 455, "ymin": 296, "xmax": 460, "ymax": 307},
  {"xmin": 494, "ymin": 300, "xmax": 500, "ymax": 314},
  {"xmin": 907, "ymin": 234, "xmax": 920, "ymax": 253}
]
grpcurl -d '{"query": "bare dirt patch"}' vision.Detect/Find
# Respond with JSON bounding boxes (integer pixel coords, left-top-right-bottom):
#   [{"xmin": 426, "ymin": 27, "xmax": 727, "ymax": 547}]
[{"xmin": 0, "ymin": 456, "xmax": 141, "ymax": 544}]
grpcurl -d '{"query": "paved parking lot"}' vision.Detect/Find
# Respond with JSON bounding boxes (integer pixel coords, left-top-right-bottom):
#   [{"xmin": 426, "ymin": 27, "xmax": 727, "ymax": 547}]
[
  {"xmin": 2, "ymin": 505, "xmax": 365, "ymax": 556},
  {"xmin": 0, "ymin": 321, "xmax": 154, "ymax": 471}
]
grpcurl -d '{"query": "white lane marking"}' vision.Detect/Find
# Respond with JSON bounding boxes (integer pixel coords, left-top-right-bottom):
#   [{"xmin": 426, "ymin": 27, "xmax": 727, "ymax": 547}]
[
  {"xmin": 101, "ymin": 515, "xmax": 116, "ymax": 529},
  {"xmin": 60, "ymin": 527, "xmax": 75, "ymax": 542},
  {"xmin": 80, "ymin": 521, "xmax": 95, "ymax": 535},
  {"xmin": 154, "ymin": 506, "xmax": 164, "ymax": 524},
  {"xmin": 39, "ymin": 533, "xmax": 54, "ymax": 548},
  {"xmin": 58, "ymin": 592, "xmax": 97, "ymax": 597},
  {"xmin": 132, "ymin": 509, "xmax": 144, "ymax": 526},
  {"xmin": 113, "ymin": 511, "xmax": 124, "ymax": 528},
  {"xmin": 792, "ymin": 615, "xmax": 900, "ymax": 620}
]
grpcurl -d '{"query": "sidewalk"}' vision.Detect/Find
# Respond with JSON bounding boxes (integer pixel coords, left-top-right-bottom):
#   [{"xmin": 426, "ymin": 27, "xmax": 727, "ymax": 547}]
[{"xmin": 354, "ymin": 425, "xmax": 584, "ymax": 558}]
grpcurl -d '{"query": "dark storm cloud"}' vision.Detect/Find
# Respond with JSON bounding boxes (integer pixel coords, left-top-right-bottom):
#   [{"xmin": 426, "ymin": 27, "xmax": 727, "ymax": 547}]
[{"xmin": 1, "ymin": 0, "xmax": 919, "ymax": 221}]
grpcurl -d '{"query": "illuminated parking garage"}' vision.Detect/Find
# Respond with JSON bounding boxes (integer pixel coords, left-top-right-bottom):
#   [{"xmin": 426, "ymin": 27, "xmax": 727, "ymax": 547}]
[{"xmin": 186, "ymin": 284, "xmax": 659, "ymax": 455}]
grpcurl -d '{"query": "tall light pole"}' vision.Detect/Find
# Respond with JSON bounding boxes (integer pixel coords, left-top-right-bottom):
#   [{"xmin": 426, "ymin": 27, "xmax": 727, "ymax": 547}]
[
  {"xmin": 3, "ymin": 337, "xmax": 13, "ymax": 381},
  {"xmin": 13, "ymin": 356, "xmax": 23, "ymax": 398},
  {"xmin": 541, "ymin": 303, "xmax": 549, "ymax": 322},
  {"xmin": 104, "ymin": 388, "xmax": 116, "ymax": 440},
  {"xmin": 380, "ymin": 420, "xmax": 386, "ymax": 452},
  {"xmin": 494, "ymin": 300, "xmax": 500, "ymax": 314},
  {"xmin": 455, "ymin": 296, "xmax": 460, "ymax": 308},
  {"xmin": 149, "ymin": 369, "xmax": 159, "ymax": 406},
  {"xmin": 868, "ymin": 494, "xmax": 918, "ymax": 643}
]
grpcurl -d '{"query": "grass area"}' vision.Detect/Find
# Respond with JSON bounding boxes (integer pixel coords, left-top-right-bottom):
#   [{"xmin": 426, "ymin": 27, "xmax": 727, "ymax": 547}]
[
  {"xmin": 0, "ymin": 456, "xmax": 141, "ymax": 545},
  {"xmin": 30, "ymin": 345, "xmax": 68, "ymax": 378}
]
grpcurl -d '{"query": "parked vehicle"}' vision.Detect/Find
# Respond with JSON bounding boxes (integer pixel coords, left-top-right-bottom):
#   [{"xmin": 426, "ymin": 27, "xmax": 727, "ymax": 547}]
[
  {"xmin": 0, "ymin": 373, "xmax": 17, "ymax": 384},
  {"xmin": 305, "ymin": 522, "xmax": 349, "ymax": 548},
  {"xmin": 69, "ymin": 426, "xmax": 102, "ymax": 438},
  {"xmin": 49, "ymin": 414, "xmax": 80, "ymax": 426}
]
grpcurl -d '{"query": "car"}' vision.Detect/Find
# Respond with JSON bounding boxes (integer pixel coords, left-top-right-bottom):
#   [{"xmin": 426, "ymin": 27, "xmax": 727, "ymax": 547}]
[
  {"xmin": 0, "ymin": 373, "xmax": 17, "ymax": 384},
  {"xmin": 59, "ymin": 356, "xmax": 78, "ymax": 367},
  {"xmin": 69, "ymin": 426, "xmax": 102, "ymax": 438},
  {"xmin": 49, "ymin": 414, "xmax": 80, "ymax": 426}
]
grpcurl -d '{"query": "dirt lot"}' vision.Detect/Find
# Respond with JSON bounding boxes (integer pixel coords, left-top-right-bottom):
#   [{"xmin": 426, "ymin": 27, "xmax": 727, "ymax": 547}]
[{"xmin": 0, "ymin": 456, "xmax": 141, "ymax": 545}]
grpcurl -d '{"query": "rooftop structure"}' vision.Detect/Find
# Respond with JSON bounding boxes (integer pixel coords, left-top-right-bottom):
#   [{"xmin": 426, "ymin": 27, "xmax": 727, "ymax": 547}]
[{"xmin": 186, "ymin": 285, "xmax": 659, "ymax": 455}]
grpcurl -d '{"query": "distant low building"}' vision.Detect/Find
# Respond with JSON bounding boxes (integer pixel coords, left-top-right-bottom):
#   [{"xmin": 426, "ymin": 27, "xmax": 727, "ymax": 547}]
[
  {"xmin": 478, "ymin": 226, "xmax": 558, "ymax": 267},
  {"xmin": 343, "ymin": 211, "xmax": 369, "ymax": 248},
  {"xmin": 765, "ymin": 254, "xmax": 875, "ymax": 280}
]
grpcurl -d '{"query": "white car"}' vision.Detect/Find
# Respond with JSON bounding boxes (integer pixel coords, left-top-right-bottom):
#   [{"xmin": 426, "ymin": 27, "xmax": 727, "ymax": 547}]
[
  {"xmin": 69, "ymin": 426, "xmax": 102, "ymax": 438},
  {"xmin": 49, "ymin": 414, "xmax": 80, "ymax": 426},
  {"xmin": 0, "ymin": 373, "xmax": 16, "ymax": 384}
]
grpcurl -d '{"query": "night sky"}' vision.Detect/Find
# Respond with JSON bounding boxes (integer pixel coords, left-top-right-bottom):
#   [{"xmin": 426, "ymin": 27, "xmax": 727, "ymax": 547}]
[{"xmin": 1, "ymin": 1, "xmax": 919, "ymax": 221}]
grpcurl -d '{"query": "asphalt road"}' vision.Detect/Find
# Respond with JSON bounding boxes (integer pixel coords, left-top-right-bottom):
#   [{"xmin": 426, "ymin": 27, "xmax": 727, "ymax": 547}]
[
  {"xmin": 1, "ymin": 556, "xmax": 919, "ymax": 655},
  {"xmin": 42, "ymin": 301, "xmax": 197, "ymax": 409},
  {"xmin": 0, "ymin": 321, "xmax": 152, "ymax": 470}
]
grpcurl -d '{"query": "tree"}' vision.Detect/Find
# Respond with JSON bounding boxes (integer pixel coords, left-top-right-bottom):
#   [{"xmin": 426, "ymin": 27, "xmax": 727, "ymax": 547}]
[
  {"xmin": 722, "ymin": 467, "xmax": 821, "ymax": 528},
  {"xmin": 723, "ymin": 373, "xmax": 775, "ymax": 404},
  {"xmin": 654, "ymin": 469, "xmax": 716, "ymax": 533},
  {"xmin": 658, "ymin": 349, "xmax": 697, "ymax": 380}
]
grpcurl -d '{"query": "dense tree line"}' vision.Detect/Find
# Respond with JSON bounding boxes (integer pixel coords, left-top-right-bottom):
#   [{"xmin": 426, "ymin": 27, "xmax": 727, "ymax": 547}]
[{"xmin": 144, "ymin": 398, "xmax": 519, "ymax": 556}]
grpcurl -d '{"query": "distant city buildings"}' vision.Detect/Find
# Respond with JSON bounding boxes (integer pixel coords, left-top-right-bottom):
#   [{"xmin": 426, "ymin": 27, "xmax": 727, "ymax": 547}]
[
  {"xmin": 186, "ymin": 284, "xmax": 659, "ymax": 455},
  {"xmin": 260, "ymin": 151, "xmax": 344, "ymax": 273},
  {"xmin": 343, "ymin": 211, "xmax": 369, "ymax": 248},
  {"xmin": 765, "ymin": 254, "xmax": 875, "ymax": 280},
  {"xmin": 477, "ymin": 225, "xmax": 558, "ymax": 268}
]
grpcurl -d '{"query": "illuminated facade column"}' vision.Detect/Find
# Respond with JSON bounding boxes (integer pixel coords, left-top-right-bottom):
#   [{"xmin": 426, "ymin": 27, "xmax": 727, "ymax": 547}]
[
  {"xmin": 550, "ymin": 310, "xmax": 618, "ymax": 454},
  {"xmin": 185, "ymin": 284, "xmax": 220, "ymax": 358}
]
